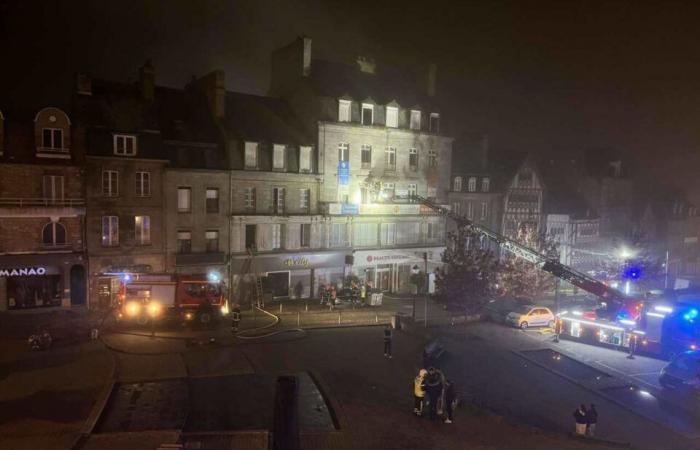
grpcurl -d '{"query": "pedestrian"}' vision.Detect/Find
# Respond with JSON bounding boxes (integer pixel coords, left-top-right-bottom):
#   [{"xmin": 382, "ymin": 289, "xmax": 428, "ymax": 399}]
[
  {"xmin": 383, "ymin": 324, "xmax": 393, "ymax": 358},
  {"xmin": 231, "ymin": 304, "xmax": 241, "ymax": 333},
  {"xmin": 413, "ymin": 369, "xmax": 427, "ymax": 416},
  {"xmin": 319, "ymin": 283, "xmax": 327, "ymax": 305},
  {"xmin": 330, "ymin": 285, "xmax": 337, "ymax": 306},
  {"xmin": 360, "ymin": 282, "xmax": 367, "ymax": 306},
  {"xmin": 443, "ymin": 378, "xmax": 456, "ymax": 424},
  {"xmin": 425, "ymin": 367, "xmax": 444, "ymax": 421},
  {"xmin": 586, "ymin": 404, "xmax": 598, "ymax": 436},
  {"xmin": 573, "ymin": 404, "xmax": 588, "ymax": 435}
]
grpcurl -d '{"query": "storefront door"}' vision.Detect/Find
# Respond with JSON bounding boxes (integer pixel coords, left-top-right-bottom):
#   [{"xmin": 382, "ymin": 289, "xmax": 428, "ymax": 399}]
[
  {"xmin": 267, "ymin": 271, "xmax": 290, "ymax": 298},
  {"xmin": 70, "ymin": 265, "xmax": 86, "ymax": 306},
  {"xmin": 377, "ymin": 265, "xmax": 392, "ymax": 292}
]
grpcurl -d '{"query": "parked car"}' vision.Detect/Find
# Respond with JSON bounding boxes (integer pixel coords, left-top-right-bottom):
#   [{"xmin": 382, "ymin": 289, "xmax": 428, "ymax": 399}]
[
  {"xmin": 481, "ymin": 297, "xmax": 533, "ymax": 323},
  {"xmin": 505, "ymin": 305, "xmax": 555, "ymax": 329},
  {"xmin": 659, "ymin": 350, "xmax": 700, "ymax": 390}
]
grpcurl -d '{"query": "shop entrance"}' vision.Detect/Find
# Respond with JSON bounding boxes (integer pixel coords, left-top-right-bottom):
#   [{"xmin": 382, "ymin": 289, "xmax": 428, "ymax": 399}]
[
  {"xmin": 376, "ymin": 265, "xmax": 392, "ymax": 292},
  {"xmin": 70, "ymin": 265, "xmax": 86, "ymax": 306},
  {"xmin": 267, "ymin": 271, "xmax": 290, "ymax": 298}
]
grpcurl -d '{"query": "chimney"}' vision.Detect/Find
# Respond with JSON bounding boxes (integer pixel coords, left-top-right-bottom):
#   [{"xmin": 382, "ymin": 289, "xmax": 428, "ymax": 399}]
[
  {"xmin": 75, "ymin": 73, "xmax": 92, "ymax": 96},
  {"xmin": 356, "ymin": 56, "xmax": 376, "ymax": 74},
  {"xmin": 139, "ymin": 60, "xmax": 155, "ymax": 101},
  {"xmin": 302, "ymin": 36, "xmax": 312, "ymax": 77},
  {"xmin": 196, "ymin": 70, "xmax": 226, "ymax": 120},
  {"xmin": 427, "ymin": 63, "xmax": 437, "ymax": 97}
]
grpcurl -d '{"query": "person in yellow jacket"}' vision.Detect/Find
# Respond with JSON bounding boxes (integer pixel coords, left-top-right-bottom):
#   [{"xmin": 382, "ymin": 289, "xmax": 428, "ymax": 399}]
[{"xmin": 414, "ymin": 369, "xmax": 428, "ymax": 416}]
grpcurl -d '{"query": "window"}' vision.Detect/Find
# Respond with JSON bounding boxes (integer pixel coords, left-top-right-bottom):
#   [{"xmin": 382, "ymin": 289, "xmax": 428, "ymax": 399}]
[
  {"xmin": 427, "ymin": 221, "xmax": 443, "ymax": 241},
  {"xmin": 409, "ymin": 148, "xmax": 418, "ymax": 171},
  {"xmin": 386, "ymin": 106, "xmax": 398, "ymax": 128},
  {"xmin": 468, "ymin": 177, "xmax": 477, "ymax": 192},
  {"xmin": 135, "ymin": 172, "xmax": 150, "ymax": 197},
  {"xmin": 407, "ymin": 183, "xmax": 417, "ymax": 198},
  {"xmin": 429, "ymin": 113, "xmax": 440, "ymax": 133},
  {"xmin": 361, "ymin": 103, "xmax": 374, "ymax": 125},
  {"xmin": 338, "ymin": 100, "xmax": 351, "ymax": 122},
  {"xmin": 42, "ymin": 175, "xmax": 64, "ymax": 201},
  {"xmin": 113, "ymin": 134, "xmax": 137, "ymax": 156},
  {"xmin": 382, "ymin": 182, "xmax": 395, "ymax": 199},
  {"xmin": 244, "ymin": 187, "xmax": 256, "ymax": 210},
  {"xmin": 206, "ymin": 188, "xmax": 219, "ymax": 213},
  {"xmin": 396, "ymin": 222, "xmax": 420, "ymax": 245},
  {"xmin": 245, "ymin": 224, "xmax": 257, "ymax": 250},
  {"xmin": 273, "ymin": 187, "xmax": 285, "ymax": 214},
  {"xmin": 353, "ymin": 222, "xmax": 378, "ymax": 247},
  {"xmin": 453, "ymin": 176, "xmax": 462, "ymax": 192},
  {"xmin": 42, "ymin": 222, "xmax": 66, "ymax": 246},
  {"xmin": 42, "ymin": 128, "xmax": 63, "ymax": 149},
  {"xmin": 427, "ymin": 150, "xmax": 437, "ymax": 168},
  {"xmin": 338, "ymin": 143, "xmax": 349, "ymax": 162},
  {"xmin": 271, "ymin": 224, "xmax": 282, "ymax": 250},
  {"xmin": 299, "ymin": 146, "xmax": 312, "ymax": 172},
  {"xmin": 134, "ymin": 215, "xmax": 150, "ymax": 245},
  {"xmin": 452, "ymin": 202, "xmax": 460, "ymax": 215},
  {"xmin": 381, "ymin": 223, "xmax": 396, "ymax": 246},
  {"xmin": 273, "ymin": 144, "xmax": 286, "ymax": 170},
  {"xmin": 361, "ymin": 145, "xmax": 372, "ymax": 169},
  {"xmin": 481, "ymin": 202, "xmax": 488, "ymax": 220},
  {"xmin": 102, "ymin": 216, "xmax": 119, "ymax": 247},
  {"xmin": 331, "ymin": 223, "xmax": 347, "ymax": 247},
  {"xmin": 466, "ymin": 202, "xmax": 474, "ymax": 219},
  {"xmin": 300, "ymin": 188, "xmax": 310, "ymax": 210},
  {"xmin": 177, "ymin": 187, "xmax": 191, "ymax": 212},
  {"xmin": 410, "ymin": 110, "xmax": 421, "ymax": 130},
  {"xmin": 205, "ymin": 230, "xmax": 219, "ymax": 253},
  {"xmin": 102, "ymin": 170, "xmax": 118, "ymax": 197},
  {"xmin": 244, "ymin": 142, "xmax": 258, "ymax": 168},
  {"xmin": 482, "ymin": 177, "xmax": 490, "ymax": 192},
  {"xmin": 384, "ymin": 147, "xmax": 396, "ymax": 171},
  {"xmin": 177, "ymin": 231, "xmax": 191, "ymax": 253},
  {"xmin": 300, "ymin": 223, "xmax": 311, "ymax": 248}
]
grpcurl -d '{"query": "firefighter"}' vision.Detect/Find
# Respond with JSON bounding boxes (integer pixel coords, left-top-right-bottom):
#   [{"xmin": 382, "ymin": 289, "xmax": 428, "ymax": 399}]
[{"xmin": 413, "ymin": 369, "xmax": 427, "ymax": 416}]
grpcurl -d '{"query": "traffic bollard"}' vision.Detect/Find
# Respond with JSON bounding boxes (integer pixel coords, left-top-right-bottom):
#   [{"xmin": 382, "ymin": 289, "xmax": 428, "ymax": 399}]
[
  {"xmin": 338, "ymin": 311, "xmax": 342, "ymax": 325},
  {"xmin": 280, "ymin": 303, "xmax": 283, "ymax": 314},
  {"xmin": 297, "ymin": 311, "xmax": 300, "ymax": 327}
]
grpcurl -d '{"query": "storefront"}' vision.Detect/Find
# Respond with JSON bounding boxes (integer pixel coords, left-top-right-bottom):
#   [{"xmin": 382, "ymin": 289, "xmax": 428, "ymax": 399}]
[
  {"xmin": 0, "ymin": 254, "xmax": 87, "ymax": 311},
  {"xmin": 352, "ymin": 247, "xmax": 445, "ymax": 293},
  {"xmin": 230, "ymin": 251, "xmax": 348, "ymax": 302}
]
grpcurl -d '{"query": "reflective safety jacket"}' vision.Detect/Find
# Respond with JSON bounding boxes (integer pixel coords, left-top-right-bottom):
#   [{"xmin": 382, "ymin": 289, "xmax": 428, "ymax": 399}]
[{"xmin": 414, "ymin": 376, "xmax": 426, "ymax": 398}]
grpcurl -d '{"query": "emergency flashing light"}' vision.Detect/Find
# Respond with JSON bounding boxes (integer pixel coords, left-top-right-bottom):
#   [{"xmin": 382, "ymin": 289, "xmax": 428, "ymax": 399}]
[
  {"xmin": 123, "ymin": 274, "xmax": 131, "ymax": 282},
  {"xmin": 683, "ymin": 309, "xmax": 699, "ymax": 322},
  {"xmin": 622, "ymin": 266, "xmax": 642, "ymax": 280}
]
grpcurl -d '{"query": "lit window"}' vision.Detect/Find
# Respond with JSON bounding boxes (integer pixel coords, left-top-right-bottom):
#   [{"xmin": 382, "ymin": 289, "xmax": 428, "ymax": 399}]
[
  {"xmin": 362, "ymin": 103, "xmax": 374, "ymax": 125},
  {"xmin": 102, "ymin": 170, "xmax": 118, "ymax": 197},
  {"xmin": 42, "ymin": 222, "xmax": 66, "ymax": 246},
  {"xmin": 407, "ymin": 183, "xmax": 417, "ymax": 197},
  {"xmin": 331, "ymin": 223, "xmax": 347, "ymax": 247},
  {"xmin": 410, "ymin": 110, "xmax": 421, "ymax": 130},
  {"xmin": 134, "ymin": 215, "xmax": 150, "ymax": 245},
  {"xmin": 385, "ymin": 147, "xmax": 396, "ymax": 171},
  {"xmin": 386, "ymin": 106, "xmax": 398, "ymax": 128},
  {"xmin": 206, "ymin": 188, "xmax": 219, "ymax": 213},
  {"xmin": 482, "ymin": 177, "xmax": 490, "ymax": 192},
  {"xmin": 361, "ymin": 145, "xmax": 372, "ymax": 169},
  {"xmin": 429, "ymin": 113, "xmax": 440, "ymax": 133},
  {"xmin": 300, "ymin": 188, "xmax": 310, "ymax": 210},
  {"xmin": 300, "ymin": 146, "xmax": 312, "ymax": 172},
  {"xmin": 338, "ymin": 143, "xmax": 349, "ymax": 162},
  {"xmin": 273, "ymin": 144, "xmax": 286, "ymax": 170},
  {"xmin": 468, "ymin": 177, "xmax": 477, "ymax": 192},
  {"xmin": 353, "ymin": 222, "xmax": 378, "ymax": 247},
  {"xmin": 339, "ymin": 100, "xmax": 351, "ymax": 122},
  {"xmin": 382, "ymin": 182, "xmax": 395, "ymax": 199},
  {"xmin": 453, "ymin": 177, "xmax": 462, "ymax": 192},
  {"xmin": 177, "ymin": 231, "xmax": 191, "ymax": 253},
  {"xmin": 42, "ymin": 128, "xmax": 63, "ymax": 149},
  {"xmin": 271, "ymin": 224, "xmax": 282, "ymax": 249},
  {"xmin": 244, "ymin": 142, "xmax": 258, "ymax": 168},
  {"xmin": 409, "ymin": 148, "xmax": 418, "ymax": 171},
  {"xmin": 177, "ymin": 187, "xmax": 191, "ymax": 212},
  {"xmin": 381, "ymin": 223, "xmax": 396, "ymax": 245},
  {"xmin": 113, "ymin": 134, "xmax": 137, "ymax": 156},
  {"xmin": 427, "ymin": 150, "xmax": 437, "ymax": 168},
  {"xmin": 205, "ymin": 230, "xmax": 219, "ymax": 253},
  {"xmin": 135, "ymin": 172, "xmax": 150, "ymax": 197},
  {"xmin": 102, "ymin": 216, "xmax": 119, "ymax": 247},
  {"xmin": 273, "ymin": 187, "xmax": 285, "ymax": 214},
  {"xmin": 244, "ymin": 187, "xmax": 256, "ymax": 210}
]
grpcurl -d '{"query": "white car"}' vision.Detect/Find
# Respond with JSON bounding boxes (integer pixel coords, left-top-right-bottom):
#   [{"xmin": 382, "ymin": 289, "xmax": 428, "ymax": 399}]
[{"xmin": 505, "ymin": 305, "xmax": 555, "ymax": 329}]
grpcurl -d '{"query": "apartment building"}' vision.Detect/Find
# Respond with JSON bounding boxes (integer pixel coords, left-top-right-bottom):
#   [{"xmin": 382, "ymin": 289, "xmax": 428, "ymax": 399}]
[{"xmin": 0, "ymin": 106, "xmax": 87, "ymax": 310}]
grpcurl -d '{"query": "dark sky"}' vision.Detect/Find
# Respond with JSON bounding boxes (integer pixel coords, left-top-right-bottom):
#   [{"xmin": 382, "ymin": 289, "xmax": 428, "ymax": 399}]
[{"xmin": 3, "ymin": 0, "xmax": 700, "ymax": 198}]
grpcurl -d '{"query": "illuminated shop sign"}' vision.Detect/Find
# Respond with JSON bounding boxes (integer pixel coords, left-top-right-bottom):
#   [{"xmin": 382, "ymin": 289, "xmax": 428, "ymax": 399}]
[
  {"xmin": 0, "ymin": 267, "xmax": 47, "ymax": 277},
  {"xmin": 284, "ymin": 257, "xmax": 310, "ymax": 268}
]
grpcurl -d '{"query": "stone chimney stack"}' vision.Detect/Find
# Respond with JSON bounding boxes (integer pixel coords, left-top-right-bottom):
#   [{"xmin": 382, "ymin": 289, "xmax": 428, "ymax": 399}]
[
  {"xmin": 75, "ymin": 73, "xmax": 92, "ymax": 96},
  {"xmin": 427, "ymin": 63, "xmax": 437, "ymax": 97},
  {"xmin": 139, "ymin": 60, "xmax": 155, "ymax": 101},
  {"xmin": 196, "ymin": 70, "xmax": 226, "ymax": 120}
]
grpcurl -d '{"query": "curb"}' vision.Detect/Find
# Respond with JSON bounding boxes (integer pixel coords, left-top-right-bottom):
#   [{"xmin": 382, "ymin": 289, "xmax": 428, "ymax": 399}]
[
  {"xmin": 568, "ymin": 432, "xmax": 632, "ymax": 448},
  {"xmin": 307, "ymin": 370, "xmax": 344, "ymax": 431}
]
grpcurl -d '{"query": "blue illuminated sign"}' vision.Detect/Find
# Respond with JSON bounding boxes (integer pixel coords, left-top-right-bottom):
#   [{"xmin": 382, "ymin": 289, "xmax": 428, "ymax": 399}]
[
  {"xmin": 338, "ymin": 161, "xmax": 350, "ymax": 186},
  {"xmin": 341, "ymin": 203, "xmax": 359, "ymax": 215}
]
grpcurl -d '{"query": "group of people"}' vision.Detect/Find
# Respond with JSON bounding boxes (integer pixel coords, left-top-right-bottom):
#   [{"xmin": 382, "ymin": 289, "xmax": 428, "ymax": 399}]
[
  {"xmin": 319, "ymin": 280, "xmax": 374, "ymax": 307},
  {"xmin": 413, "ymin": 367, "xmax": 457, "ymax": 423},
  {"xmin": 318, "ymin": 283, "xmax": 338, "ymax": 306},
  {"xmin": 573, "ymin": 403, "xmax": 598, "ymax": 436}
]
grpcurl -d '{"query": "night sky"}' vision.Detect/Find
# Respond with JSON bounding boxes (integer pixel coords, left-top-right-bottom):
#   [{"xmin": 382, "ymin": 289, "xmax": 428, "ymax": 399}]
[{"xmin": 3, "ymin": 0, "xmax": 700, "ymax": 199}]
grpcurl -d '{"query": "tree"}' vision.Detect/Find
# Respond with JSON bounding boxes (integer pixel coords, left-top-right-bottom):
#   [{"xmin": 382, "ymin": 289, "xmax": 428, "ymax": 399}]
[
  {"xmin": 435, "ymin": 226, "xmax": 500, "ymax": 314},
  {"xmin": 497, "ymin": 224, "xmax": 560, "ymax": 299}
]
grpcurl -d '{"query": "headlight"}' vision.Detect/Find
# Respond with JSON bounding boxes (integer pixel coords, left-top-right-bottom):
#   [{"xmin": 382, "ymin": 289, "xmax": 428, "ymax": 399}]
[
  {"xmin": 147, "ymin": 302, "xmax": 162, "ymax": 318},
  {"xmin": 184, "ymin": 311, "xmax": 194, "ymax": 321},
  {"xmin": 125, "ymin": 302, "xmax": 141, "ymax": 317}
]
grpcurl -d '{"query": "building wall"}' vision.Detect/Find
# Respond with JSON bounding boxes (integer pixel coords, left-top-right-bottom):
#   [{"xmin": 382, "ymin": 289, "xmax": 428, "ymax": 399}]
[
  {"xmin": 502, "ymin": 161, "xmax": 545, "ymax": 238},
  {"xmin": 229, "ymin": 171, "xmax": 320, "ymax": 215}
]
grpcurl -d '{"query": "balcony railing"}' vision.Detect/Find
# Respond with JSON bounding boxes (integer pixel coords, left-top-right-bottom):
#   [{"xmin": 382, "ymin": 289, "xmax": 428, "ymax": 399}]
[{"xmin": 0, "ymin": 197, "xmax": 85, "ymax": 207}]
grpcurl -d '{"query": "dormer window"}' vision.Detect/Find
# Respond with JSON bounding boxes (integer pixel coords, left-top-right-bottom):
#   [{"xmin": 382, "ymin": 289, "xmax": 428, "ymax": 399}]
[
  {"xmin": 410, "ymin": 110, "xmax": 421, "ymax": 130},
  {"xmin": 338, "ymin": 100, "xmax": 351, "ymax": 122},
  {"xmin": 273, "ymin": 144, "xmax": 286, "ymax": 171},
  {"xmin": 386, "ymin": 106, "xmax": 398, "ymax": 128},
  {"xmin": 453, "ymin": 177, "xmax": 462, "ymax": 192},
  {"xmin": 114, "ymin": 134, "xmax": 137, "ymax": 156},
  {"xmin": 245, "ymin": 142, "xmax": 258, "ymax": 169},
  {"xmin": 299, "ymin": 146, "xmax": 312, "ymax": 173},
  {"xmin": 430, "ymin": 113, "xmax": 440, "ymax": 133},
  {"xmin": 35, "ymin": 107, "xmax": 71, "ymax": 158},
  {"xmin": 361, "ymin": 103, "xmax": 374, "ymax": 125},
  {"xmin": 468, "ymin": 177, "xmax": 477, "ymax": 192}
]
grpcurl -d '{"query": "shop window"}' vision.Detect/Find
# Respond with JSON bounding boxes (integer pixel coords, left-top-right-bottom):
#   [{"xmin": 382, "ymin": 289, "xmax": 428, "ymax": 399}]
[
  {"xmin": 206, "ymin": 188, "xmax": 219, "ymax": 213},
  {"xmin": 42, "ymin": 222, "xmax": 66, "ymax": 246},
  {"xmin": 7, "ymin": 274, "xmax": 61, "ymax": 309}
]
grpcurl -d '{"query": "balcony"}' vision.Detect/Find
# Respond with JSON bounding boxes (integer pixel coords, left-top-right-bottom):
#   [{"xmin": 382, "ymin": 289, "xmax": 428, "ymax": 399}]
[
  {"xmin": 36, "ymin": 146, "xmax": 71, "ymax": 159},
  {"xmin": 0, "ymin": 197, "xmax": 85, "ymax": 218}
]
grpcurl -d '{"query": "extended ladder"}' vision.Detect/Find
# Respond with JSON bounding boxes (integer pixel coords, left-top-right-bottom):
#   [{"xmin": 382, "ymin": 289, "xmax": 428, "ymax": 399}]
[{"xmin": 243, "ymin": 247, "xmax": 264, "ymax": 308}]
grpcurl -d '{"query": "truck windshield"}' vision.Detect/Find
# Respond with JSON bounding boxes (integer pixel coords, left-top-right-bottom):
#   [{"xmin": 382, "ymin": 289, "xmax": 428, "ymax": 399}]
[{"xmin": 184, "ymin": 283, "xmax": 221, "ymax": 298}]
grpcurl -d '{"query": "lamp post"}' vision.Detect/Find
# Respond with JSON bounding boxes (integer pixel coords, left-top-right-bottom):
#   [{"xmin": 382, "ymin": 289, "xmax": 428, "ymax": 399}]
[{"xmin": 411, "ymin": 265, "xmax": 420, "ymax": 320}]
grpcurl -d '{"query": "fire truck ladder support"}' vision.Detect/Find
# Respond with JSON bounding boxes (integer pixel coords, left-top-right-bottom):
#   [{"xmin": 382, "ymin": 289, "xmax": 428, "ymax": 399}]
[{"xmin": 409, "ymin": 194, "xmax": 627, "ymax": 309}]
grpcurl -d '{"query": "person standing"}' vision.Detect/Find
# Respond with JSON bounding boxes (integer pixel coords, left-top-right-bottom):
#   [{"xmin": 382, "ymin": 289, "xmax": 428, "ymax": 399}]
[
  {"xmin": 443, "ymin": 378, "xmax": 456, "ymax": 424},
  {"xmin": 383, "ymin": 325, "xmax": 393, "ymax": 358},
  {"xmin": 231, "ymin": 304, "xmax": 241, "ymax": 333},
  {"xmin": 360, "ymin": 282, "xmax": 367, "ymax": 306},
  {"xmin": 573, "ymin": 404, "xmax": 588, "ymax": 435},
  {"xmin": 425, "ymin": 367, "xmax": 444, "ymax": 421},
  {"xmin": 586, "ymin": 404, "xmax": 598, "ymax": 436},
  {"xmin": 319, "ymin": 283, "xmax": 326, "ymax": 305},
  {"xmin": 413, "ymin": 369, "xmax": 427, "ymax": 416}
]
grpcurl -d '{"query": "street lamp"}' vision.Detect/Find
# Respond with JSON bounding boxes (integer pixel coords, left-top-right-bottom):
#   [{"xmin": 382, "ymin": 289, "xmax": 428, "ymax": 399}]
[{"xmin": 411, "ymin": 265, "xmax": 420, "ymax": 320}]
